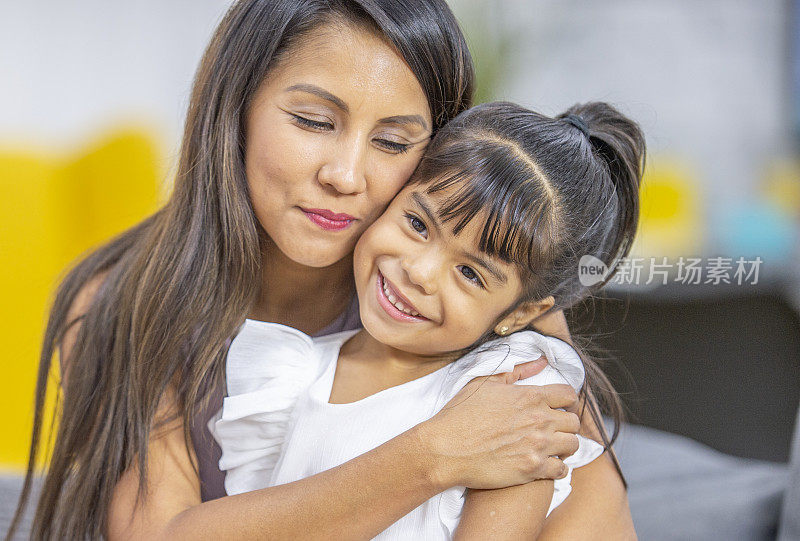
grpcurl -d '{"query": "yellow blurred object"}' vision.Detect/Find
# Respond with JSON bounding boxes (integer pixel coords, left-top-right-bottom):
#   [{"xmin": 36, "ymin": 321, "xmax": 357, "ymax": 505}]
[
  {"xmin": 0, "ymin": 127, "xmax": 164, "ymax": 470},
  {"xmin": 630, "ymin": 159, "xmax": 703, "ymax": 259},
  {"xmin": 763, "ymin": 159, "xmax": 800, "ymax": 218}
]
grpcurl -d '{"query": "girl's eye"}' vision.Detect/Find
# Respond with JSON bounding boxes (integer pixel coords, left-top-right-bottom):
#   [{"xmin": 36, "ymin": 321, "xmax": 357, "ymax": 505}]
[
  {"xmin": 291, "ymin": 114, "xmax": 333, "ymax": 131},
  {"xmin": 458, "ymin": 265, "xmax": 484, "ymax": 288},
  {"xmin": 405, "ymin": 213, "xmax": 428, "ymax": 238},
  {"xmin": 375, "ymin": 138, "xmax": 411, "ymax": 154}
]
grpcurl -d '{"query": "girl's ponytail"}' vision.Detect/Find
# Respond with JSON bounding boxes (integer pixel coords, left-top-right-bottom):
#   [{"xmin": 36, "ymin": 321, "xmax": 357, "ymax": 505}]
[{"xmin": 558, "ymin": 103, "xmax": 646, "ymax": 282}]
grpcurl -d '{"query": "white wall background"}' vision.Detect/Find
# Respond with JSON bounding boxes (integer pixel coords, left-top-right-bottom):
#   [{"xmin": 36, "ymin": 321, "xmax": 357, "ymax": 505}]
[
  {"xmin": 0, "ymin": 0, "xmax": 232, "ymax": 151},
  {"xmin": 1, "ymin": 0, "xmax": 795, "ymax": 265},
  {"xmin": 451, "ymin": 0, "xmax": 793, "ymax": 243}
]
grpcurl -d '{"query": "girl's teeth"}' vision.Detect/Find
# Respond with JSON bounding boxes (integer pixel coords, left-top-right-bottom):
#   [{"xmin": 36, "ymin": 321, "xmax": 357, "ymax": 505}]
[{"xmin": 382, "ymin": 275, "xmax": 421, "ymax": 318}]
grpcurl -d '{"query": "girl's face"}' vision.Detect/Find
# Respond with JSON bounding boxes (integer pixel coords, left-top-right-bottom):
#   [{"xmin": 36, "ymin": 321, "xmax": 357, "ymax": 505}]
[
  {"xmin": 353, "ymin": 183, "xmax": 548, "ymax": 357},
  {"xmin": 244, "ymin": 22, "xmax": 432, "ymax": 268}
]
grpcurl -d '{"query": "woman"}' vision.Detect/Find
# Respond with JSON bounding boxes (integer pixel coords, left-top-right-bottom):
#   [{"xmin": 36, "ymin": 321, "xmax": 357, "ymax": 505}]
[{"xmin": 10, "ymin": 1, "xmax": 633, "ymax": 539}]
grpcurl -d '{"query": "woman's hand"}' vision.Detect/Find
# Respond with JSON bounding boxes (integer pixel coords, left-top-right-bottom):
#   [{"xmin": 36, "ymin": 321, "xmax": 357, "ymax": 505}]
[{"xmin": 417, "ymin": 356, "xmax": 581, "ymax": 491}]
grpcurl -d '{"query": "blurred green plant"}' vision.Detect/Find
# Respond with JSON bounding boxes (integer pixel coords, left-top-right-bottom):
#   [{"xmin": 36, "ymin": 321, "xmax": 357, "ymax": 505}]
[{"xmin": 453, "ymin": 2, "xmax": 516, "ymax": 104}]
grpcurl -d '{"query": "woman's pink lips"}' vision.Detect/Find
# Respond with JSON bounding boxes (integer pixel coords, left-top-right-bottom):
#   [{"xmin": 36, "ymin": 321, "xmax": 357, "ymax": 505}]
[
  {"xmin": 301, "ymin": 208, "xmax": 355, "ymax": 231},
  {"xmin": 376, "ymin": 271, "xmax": 428, "ymax": 323}
]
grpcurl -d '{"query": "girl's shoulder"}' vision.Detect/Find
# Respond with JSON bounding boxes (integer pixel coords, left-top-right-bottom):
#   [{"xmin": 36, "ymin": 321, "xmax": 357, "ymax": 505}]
[
  {"xmin": 225, "ymin": 319, "xmax": 318, "ymax": 396},
  {"xmin": 224, "ymin": 320, "xmax": 357, "ymax": 397},
  {"xmin": 432, "ymin": 331, "xmax": 586, "ymax": 412}
]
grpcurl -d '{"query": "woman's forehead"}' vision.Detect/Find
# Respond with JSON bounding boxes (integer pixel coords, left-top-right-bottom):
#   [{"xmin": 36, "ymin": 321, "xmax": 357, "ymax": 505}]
[{"xmin": 260, "ymin": 21, "xmax": 431, "ymax": 124}]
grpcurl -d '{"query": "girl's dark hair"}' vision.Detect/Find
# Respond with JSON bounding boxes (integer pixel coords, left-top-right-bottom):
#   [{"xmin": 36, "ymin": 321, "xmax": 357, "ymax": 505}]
[
  {"xmin": 410, "ymin": 100, "xmax": 646, "ymax": 483},
  {"xmin": 8, "ymin": 1, "xmax": 473, "ymax": 539}
]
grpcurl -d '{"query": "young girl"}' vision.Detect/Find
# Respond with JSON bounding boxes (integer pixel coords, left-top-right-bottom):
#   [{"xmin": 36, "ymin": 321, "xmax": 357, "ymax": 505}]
[{"xmin": 210, "ymin": 100, "xmax": 643, "ymax": 538}]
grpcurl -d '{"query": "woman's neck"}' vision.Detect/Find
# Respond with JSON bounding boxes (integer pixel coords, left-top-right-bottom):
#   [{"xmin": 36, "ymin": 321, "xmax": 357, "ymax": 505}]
[{"xmin": 250, "ymin": 238, "xmax": 355, "ymax": 336}]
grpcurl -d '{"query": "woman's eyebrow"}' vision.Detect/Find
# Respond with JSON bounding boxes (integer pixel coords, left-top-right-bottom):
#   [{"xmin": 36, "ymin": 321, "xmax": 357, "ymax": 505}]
[
  {"xmin": 284, "ymin": 83, "xmax": 348, "ymax": 112},
  {"xmin": 378, "ymin": 115, "xmax": 429, "ymax": 131}
]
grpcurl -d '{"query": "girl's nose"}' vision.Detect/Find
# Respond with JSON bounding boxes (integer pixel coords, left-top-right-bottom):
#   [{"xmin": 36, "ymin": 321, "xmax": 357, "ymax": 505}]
[
  {"xmin": 401, "ymin": 251, "xmax": 439, "ymax": 296},
  {"xmin": 317, "ymin": 136, "xmax": 367, "ymax": 195}
]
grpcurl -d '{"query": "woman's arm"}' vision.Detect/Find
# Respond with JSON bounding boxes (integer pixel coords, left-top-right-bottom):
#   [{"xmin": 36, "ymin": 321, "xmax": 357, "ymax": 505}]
[
  {"xmin": 108, "ymin": 391, "xmax": 442, "ymax": 540},
  {"xmin": 107, "ymin": 373, "xmax": 580, "ymax": 541},
  {"xmin": 52, "ymin": 270, "xmax": 577, "ymax": 540}
]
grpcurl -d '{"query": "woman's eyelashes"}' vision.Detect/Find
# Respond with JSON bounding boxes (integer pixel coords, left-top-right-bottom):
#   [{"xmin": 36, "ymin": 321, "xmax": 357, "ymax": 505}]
[
  {"xmin": 375, "ymin": 139, "xmax": 411, "ymax": 154},
  {"xmin": 291, "ymin": 113, "xmax": 333, "ymax": 131},
  {"xmin": 290, "ymin": 113, "xmax": 411, "ymax": 154},
  {"xmin": 403, "ymin": 213, "xmax": 486, "ymax": 289}
]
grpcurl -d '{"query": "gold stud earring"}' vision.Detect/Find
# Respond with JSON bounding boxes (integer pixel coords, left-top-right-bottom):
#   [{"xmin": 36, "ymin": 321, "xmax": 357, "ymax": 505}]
[{"xmin": 499, "ymin": 326, "xmax": 509, "ymax": 336}]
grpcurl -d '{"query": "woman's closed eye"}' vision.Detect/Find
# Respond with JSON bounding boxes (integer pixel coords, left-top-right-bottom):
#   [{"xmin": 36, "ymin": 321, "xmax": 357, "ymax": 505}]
[
  {"xmin": 375, "ymin": 138, "xmax": 411, "ymax": 154},
  {"xmin": 291, "ymin": 114, "xmax": 411, "ymax": 154},
  {"xmin": 458, "ymin": 265, "xmax": 485, "ymax": 288},
  {"xmin": 291, "ymin": 113, "xmax": 333, "ymax": 131}
]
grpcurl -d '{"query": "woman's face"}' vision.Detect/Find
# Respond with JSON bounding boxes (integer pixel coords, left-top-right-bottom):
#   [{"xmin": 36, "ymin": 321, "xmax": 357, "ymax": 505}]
[{"xmin": 245, "ymin": 22, "xmax": 432, "ymax": 268}]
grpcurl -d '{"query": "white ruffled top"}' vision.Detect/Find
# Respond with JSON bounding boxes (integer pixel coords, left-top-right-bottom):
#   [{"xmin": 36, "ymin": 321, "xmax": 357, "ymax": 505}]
[{"xmin": 209, "ymin": 320, "xmax": 604, "ymax": 540}]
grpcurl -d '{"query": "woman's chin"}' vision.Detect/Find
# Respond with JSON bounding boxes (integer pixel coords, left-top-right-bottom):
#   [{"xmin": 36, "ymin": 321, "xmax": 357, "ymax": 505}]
[{"xmin": 277, "ymin": 239, "xmax": 357, "ymax": 269}]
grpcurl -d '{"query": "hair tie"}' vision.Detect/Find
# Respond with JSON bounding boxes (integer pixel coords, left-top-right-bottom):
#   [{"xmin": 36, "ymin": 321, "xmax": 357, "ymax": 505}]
[{"xmin": 563, "ymin": 114, "xmax": 590, "ymax": 139}]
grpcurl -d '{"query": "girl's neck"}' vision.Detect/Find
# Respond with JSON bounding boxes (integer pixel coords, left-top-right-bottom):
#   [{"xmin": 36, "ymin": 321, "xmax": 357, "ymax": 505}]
[
  {"xmin": 249, "ymin": 237, "xmax": 355, "ymax": 336},
  {"xmin": 340, "ymin": 329, "xmax": 457, "ymax": 381}
]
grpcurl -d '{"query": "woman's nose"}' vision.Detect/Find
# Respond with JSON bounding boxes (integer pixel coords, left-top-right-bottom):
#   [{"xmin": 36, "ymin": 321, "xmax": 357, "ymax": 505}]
[
  {"xmin": 401, "ymin": 252, "xmax": 439, "ymax": 296},
  {"xmin": 317, "ymin": 136, "xmax": 367, "ymax": 195}
]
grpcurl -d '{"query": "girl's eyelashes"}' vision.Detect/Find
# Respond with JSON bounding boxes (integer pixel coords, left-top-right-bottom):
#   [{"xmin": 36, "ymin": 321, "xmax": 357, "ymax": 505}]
[
  {"xmin": 458, "ymin": 265, "xmax": 485, "ymax": 289},
  {"xmin": 405, "ymin": 213, "xmax": 428, "ymax": 238},
  {"xmin": 290, "ymin": 113, "xmax": 412, "ymax": 154}
]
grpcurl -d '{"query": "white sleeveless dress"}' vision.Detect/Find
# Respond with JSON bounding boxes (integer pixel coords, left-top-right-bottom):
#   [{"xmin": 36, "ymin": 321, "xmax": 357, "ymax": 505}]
[{"xmin": 209, "ymin": 320, "xmax": 604, "ymax": 539}]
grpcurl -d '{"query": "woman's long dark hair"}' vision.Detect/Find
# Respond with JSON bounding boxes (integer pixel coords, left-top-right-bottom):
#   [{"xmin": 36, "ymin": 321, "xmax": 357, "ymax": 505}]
[
  {"xmin": 8, "ymin": 1, "xmax": 473, "ymax": 539},
  {"xmin": 410, "ymin": 101, "xmax": 647, "ymax": 485}
]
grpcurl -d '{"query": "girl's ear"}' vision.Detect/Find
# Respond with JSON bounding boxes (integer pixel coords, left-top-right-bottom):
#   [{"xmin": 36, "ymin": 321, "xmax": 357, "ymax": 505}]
[{"xmin": 494, "ymin": 296, "xmax": 555, "ymax": 335}]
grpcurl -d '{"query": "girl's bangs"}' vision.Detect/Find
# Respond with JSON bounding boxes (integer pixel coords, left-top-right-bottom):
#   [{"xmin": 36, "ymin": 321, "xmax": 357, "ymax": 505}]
[{"xmin": 416, "ymin": 160, "xmax": 557, "ymax": 274}]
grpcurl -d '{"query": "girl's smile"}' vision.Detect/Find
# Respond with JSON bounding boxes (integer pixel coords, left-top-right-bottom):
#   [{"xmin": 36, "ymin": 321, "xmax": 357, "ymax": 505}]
[{"xmin": 376, "ymin": 270, "xmax": 429, "ymax": 321}]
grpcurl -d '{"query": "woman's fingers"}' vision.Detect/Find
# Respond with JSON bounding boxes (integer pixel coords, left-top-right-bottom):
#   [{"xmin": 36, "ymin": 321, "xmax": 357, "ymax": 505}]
[
  {"xmin": 553, "ymin": 409, "xmax": 581, "ymax": 435},
  {"xmin": 541, "ymin": 457, "xmax": 569, "ymax": 480},
  {"xmin": 427, "ymin": 373, "xmax": 585, "ymax": 488},
  {"xmin": 540, "ymin": 384, "xmax": 579, "ymax": 410},
  {"xmin": 507, "ymin": 356, "xmax": 548, "ymax": 381},
  {"xmin": 549, "ymin": 432, "xmax": 580, "ymax": 460}
]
